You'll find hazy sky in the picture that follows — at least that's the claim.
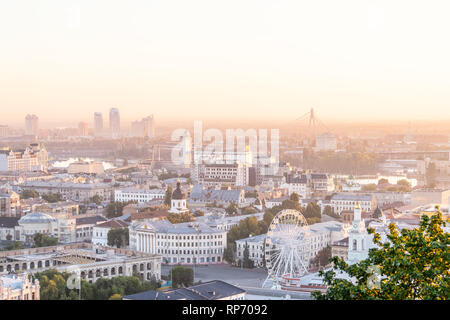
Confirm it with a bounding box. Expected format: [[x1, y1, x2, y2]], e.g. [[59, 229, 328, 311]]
[[1, 0, 450, 127]]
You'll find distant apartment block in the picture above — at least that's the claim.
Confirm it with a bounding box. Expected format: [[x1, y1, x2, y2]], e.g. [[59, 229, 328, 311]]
[[94, 112, 103, 136], [130, 115, 155, 138], [25, 114, 39, 136], [109, 108, 120, 138]]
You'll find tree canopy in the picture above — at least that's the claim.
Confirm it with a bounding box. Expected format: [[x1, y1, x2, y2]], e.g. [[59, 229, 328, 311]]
[[313, 211, 449, 300], [34, 269, 161, 300], [107, 228, 129, 248], [171, 266, 194, 288], [32, 233, 58, 248]]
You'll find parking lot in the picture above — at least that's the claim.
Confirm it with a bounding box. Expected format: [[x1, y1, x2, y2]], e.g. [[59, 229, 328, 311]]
[[161, 264, 268, 288]]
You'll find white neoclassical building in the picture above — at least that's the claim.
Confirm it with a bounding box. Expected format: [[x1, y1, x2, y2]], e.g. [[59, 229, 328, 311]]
[[129, 220, 227, 265]]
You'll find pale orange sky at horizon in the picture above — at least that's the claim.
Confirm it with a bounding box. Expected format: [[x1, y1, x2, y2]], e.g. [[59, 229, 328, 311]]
[[1, 0, 450, 128]]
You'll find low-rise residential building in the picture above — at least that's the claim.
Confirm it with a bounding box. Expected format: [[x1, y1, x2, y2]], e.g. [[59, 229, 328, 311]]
[[114, 187, 165, 204], [283, 175, 309, 198], [92, 220, 129, 246], [310, 173, 335, 194], [20, 180, 114, 202], [0, 190, 21, 217], [189, 185, 246, 208], [75, 215, 108, 242], [0, 217, 20, 241], [235, 234, 266, 267], [34, 201, 79, 216], [331, 237, 349, 261], [330, 193, 377, 215]]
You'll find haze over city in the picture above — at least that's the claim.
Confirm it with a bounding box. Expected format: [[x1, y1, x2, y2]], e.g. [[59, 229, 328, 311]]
[[1, 0, 450, 127]]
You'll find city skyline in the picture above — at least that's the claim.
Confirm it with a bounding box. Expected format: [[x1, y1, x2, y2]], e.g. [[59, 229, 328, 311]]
[[1, 0, 450, 125]]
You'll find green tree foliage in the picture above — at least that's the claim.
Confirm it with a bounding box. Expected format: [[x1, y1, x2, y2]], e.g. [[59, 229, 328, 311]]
[[106, 201, 134, 218], [242, 242, 254, 269], [290, 192, 300, 202], [20, 189, 39, 199], [41, 193, 62, 203], [378, 178, 389, 185], [306, 217, 321, 225], [159, 172, 180, 180], [35, 269, 161, 300], [312, 211, 449, 300], [225, 202, 238, 215], [1, 241, 23, 251], [107, 228, 129, 248], [362, 184, 377, 192], [242, 206, 257, 215], [223, 246, 235, 263], [164, 186, 173, 206], [323, 205, 340, 219], [193, 210, 205, 217], [303, 202, 321, 219], [32, 233, 58, 248], [244, 191, 258, 198], [171, 266, 194, 288], [311, 246, 332, 268], [167, 212, 194, 224], [90, 195, 102, 205]]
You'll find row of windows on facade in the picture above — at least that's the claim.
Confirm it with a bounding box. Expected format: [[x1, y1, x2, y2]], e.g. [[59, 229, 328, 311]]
[[157, 241, 224, 247], [158, 248, 223, 255], [332, 200, 370, 205], [156, 234, 224, 240], [164, 256, 222, 263], [236, 235, 330, 250], [117, 194, 164, 198]]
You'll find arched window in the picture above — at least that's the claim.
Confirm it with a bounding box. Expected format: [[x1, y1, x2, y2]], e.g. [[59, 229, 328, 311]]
[[353, 239, 357, 250]]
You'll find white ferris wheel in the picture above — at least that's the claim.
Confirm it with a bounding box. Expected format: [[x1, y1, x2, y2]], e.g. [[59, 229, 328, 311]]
[[263, 209, 312, 289]]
